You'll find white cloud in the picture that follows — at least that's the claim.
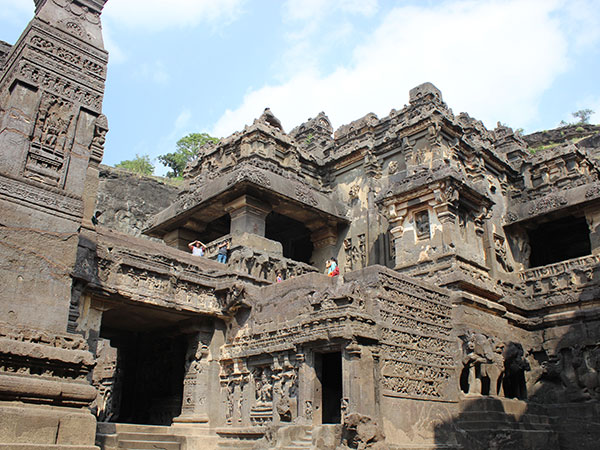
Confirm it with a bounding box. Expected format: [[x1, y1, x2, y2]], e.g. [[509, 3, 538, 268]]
[[102, 0, 245, 31], [284, 0, 377, 22], [102, 23, 126, 64], [174, 108, 192, 131], [212, 0, 592, 137], [133, 60, 170, 85], [558, 0, 600, 52]]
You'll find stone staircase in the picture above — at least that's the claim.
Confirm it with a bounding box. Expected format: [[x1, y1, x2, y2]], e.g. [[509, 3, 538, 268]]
[[96, 423, 182, 450], [451, 397, 559, 450], [279, 427, 312, 450], [544, 402, 600, 450]]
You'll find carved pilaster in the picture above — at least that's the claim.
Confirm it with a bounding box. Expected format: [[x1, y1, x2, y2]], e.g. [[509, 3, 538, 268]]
[[175, 331, 212, 424]]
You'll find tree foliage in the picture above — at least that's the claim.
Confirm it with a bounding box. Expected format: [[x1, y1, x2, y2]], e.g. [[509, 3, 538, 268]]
[[572, 109, 594, 125], [158, 132, 219, 178], [115, 154, 154, 175]]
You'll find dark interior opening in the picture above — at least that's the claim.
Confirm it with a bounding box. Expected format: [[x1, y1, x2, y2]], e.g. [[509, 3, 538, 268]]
[[265, 212, 313, 263], [201, 213, 231, 243], [99, 328, 186, 425], [528, 215, 591, 268], [318, 352, 343, 424]]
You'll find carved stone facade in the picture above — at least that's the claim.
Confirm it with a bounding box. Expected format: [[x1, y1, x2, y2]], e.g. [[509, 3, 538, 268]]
[[3, 3, 600, 450]]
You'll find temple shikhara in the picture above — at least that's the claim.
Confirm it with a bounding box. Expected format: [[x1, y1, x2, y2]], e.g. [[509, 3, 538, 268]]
[[2, 2, 600, 450]]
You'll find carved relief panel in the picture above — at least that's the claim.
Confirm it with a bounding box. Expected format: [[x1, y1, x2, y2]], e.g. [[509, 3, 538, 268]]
[[24, 93, 74, 186], [343, 234, 367, 272], [414, 210, 431, 240]]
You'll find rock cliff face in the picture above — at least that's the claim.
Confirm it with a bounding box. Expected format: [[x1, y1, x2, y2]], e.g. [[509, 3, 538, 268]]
[[96, 165, 180, 238], [523, 124, 600, 150]]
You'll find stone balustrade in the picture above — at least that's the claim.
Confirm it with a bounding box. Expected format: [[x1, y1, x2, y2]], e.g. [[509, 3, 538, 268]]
[[204, 234, 318, 282], [519, 253, 600, 296]]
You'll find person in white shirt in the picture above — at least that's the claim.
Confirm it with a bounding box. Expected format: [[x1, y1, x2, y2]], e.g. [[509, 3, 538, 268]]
[[188, 240, 207, 257]]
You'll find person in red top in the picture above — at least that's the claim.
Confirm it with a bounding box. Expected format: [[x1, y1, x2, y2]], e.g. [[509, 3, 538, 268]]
[[326, 257, 340, 277]]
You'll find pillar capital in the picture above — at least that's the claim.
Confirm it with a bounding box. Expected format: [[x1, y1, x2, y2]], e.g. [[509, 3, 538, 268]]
[[225, 195, 271, 237], [311, 225, 338, 249]]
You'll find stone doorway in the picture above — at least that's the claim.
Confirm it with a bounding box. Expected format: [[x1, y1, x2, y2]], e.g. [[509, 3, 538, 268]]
[[316, 351, 343, 424], [98, 326, 187, 425]]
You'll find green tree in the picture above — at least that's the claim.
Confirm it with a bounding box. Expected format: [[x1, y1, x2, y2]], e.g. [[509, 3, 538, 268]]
[[115, 154, 154, 175], [158, 132, 219, 178], [572, 109, 594, 125]]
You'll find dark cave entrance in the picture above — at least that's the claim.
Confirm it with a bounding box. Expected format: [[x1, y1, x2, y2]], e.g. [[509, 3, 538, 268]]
[[265, 212, 313, 264], [316, 352, 343, 424], [98, 309, 188, 425], [528, 215, 591, 268]]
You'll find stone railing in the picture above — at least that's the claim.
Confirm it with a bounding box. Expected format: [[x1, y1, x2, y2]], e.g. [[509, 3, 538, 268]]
[[226, 246, 318, 282], [205, 235, 233, 258], [519, 253, 600, 296], [203, 234, 318, 282]]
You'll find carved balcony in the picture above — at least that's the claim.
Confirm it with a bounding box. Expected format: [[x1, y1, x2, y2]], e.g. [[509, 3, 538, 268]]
[[518, 253, 600, 305], [204, 234, 318, 282]]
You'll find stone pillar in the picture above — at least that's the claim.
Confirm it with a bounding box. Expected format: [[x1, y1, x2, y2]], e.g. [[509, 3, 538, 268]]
[[343, 343, 377, 419], [296, 350, 310, 424], [585, 205, 600, 254], [164, 228, 200, 251], [271, 356, 282, 425], [174, 331, 212, 425], [225, 195, 271, 237], [310, 222, 338, 271], [223, 359, 252, 426], [297, 350, 319, 425], [387, 206, 407, 268]]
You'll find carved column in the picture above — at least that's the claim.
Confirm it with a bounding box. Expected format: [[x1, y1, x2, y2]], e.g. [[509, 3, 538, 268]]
[[343, 342, 377, 419], [228, 359, 251, 426], [295, 350, 309, 423], [387, 206, 407, 268], [174, 332, 212, 424], [271, 356, 282, 425], [296, 349, 317, 425], [225, 195, 271, 237], [164, 228, 201, 251], [310, 221, 338, 271]]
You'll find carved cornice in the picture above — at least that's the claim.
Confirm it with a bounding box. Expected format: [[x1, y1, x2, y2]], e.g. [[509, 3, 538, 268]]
[[0, 172, 83, 219]]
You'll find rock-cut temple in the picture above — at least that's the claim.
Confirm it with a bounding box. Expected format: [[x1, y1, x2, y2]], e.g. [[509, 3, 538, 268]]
[[1, 2, 600, 449]]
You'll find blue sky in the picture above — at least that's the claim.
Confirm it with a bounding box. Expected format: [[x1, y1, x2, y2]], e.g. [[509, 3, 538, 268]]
[[1, 0, 600, 175]]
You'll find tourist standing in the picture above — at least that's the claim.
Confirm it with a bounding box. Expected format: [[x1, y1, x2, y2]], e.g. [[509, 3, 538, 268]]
[[188, 240, 207, 256], [217, 240, 230, 263]]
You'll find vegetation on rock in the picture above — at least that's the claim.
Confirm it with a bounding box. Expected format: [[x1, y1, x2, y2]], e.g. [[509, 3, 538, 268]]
[[158, 132, 219, 178], [115, 153, 154, 175]]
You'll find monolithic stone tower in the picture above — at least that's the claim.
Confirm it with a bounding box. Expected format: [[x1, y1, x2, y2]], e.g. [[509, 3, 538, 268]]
[[0, 1, 108, 448]]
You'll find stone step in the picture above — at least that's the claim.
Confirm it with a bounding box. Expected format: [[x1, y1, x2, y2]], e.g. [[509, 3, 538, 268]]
[[0, 446, 99, 450], [456, 410, 553, 423], [117, 439, 180, 450], [456, 428, 557, 447], [456, 420, 552, 432], [97, 423, 173, 435], [216, 443, 257, 450], [116, 432, 180, 442], [389, 445, 462, 449]]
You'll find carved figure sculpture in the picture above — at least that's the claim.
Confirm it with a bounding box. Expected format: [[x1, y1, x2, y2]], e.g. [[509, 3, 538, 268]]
[[460, 333, 505, 396], [502, 342, 530, 399]]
